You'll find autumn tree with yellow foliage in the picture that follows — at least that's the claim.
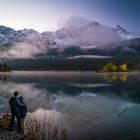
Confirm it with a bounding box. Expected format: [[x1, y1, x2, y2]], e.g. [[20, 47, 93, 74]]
[[119, 64, 128, 72], [103, 63, 128, 72]]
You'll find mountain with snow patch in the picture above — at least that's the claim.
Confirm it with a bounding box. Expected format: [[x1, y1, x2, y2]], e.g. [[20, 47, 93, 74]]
[[115, 25, 137, 40], [0, 17, 139, 59]]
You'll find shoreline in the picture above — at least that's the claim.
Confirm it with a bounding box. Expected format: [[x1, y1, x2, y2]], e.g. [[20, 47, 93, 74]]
[[0, 70, 140, 75]]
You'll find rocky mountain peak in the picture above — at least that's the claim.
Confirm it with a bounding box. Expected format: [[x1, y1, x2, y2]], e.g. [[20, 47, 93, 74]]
[[86, 21, 100, 27], [116, 25, 129, 34]]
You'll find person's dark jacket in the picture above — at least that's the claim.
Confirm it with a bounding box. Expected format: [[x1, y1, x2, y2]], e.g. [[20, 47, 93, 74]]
[[19, 96, 27, 118], [9, 96, 24, 118], [20, 103, 27, 118]]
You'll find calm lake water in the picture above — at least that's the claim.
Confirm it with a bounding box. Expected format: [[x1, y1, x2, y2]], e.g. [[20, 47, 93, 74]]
[[0, 71, 140, 140]]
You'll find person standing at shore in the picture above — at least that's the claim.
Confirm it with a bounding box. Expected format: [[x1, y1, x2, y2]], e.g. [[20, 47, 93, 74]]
[[19, 96, 27, 132], [9, 91, 26, 133]]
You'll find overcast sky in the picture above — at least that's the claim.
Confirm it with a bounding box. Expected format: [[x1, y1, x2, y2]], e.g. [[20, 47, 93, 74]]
[[0, 0, 139, 34]]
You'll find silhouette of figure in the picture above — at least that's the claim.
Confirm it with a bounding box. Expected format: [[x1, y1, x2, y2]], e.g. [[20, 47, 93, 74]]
[[9, 91, 26, 133], [19, 96, 27, 131]]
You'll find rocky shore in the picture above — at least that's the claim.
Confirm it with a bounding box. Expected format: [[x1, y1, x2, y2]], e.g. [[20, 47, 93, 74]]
[[0, 113, 24, 140]]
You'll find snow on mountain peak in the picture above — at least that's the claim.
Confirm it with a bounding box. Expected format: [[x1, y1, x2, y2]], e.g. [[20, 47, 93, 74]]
[[116, 25, 136, 40], [116, 25, 128, 34]]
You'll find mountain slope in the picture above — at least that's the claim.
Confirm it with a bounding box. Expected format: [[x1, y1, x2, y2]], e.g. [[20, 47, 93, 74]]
[[0, 18, 139, 61]]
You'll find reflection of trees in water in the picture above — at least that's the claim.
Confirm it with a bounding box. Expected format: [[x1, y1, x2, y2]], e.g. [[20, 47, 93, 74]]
[[0, 73, 140, 112], [104, 74, 128, 82], [97, 75, 140, 103], [33, 75, 140, 104], [0, 75, 10, 84]]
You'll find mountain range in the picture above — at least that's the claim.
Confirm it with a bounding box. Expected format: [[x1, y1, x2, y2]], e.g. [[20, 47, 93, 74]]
[[0, 18, 139, 70]]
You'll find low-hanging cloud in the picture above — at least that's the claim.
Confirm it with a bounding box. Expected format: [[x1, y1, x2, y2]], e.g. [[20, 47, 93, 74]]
[[59, 16, 90, 29], [0, 32, 49, 59], [58, 16, 122, 47]]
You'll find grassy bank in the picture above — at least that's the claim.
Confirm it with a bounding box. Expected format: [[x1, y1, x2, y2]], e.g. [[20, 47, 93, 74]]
[[0, 113, 68, 140]]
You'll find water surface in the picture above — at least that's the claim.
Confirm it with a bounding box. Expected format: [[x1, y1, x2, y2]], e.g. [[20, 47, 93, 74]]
[[0, 71, 140, 140]]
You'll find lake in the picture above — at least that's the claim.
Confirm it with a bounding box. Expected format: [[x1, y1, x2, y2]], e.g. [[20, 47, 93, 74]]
[[0, 71, 140, 140]]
